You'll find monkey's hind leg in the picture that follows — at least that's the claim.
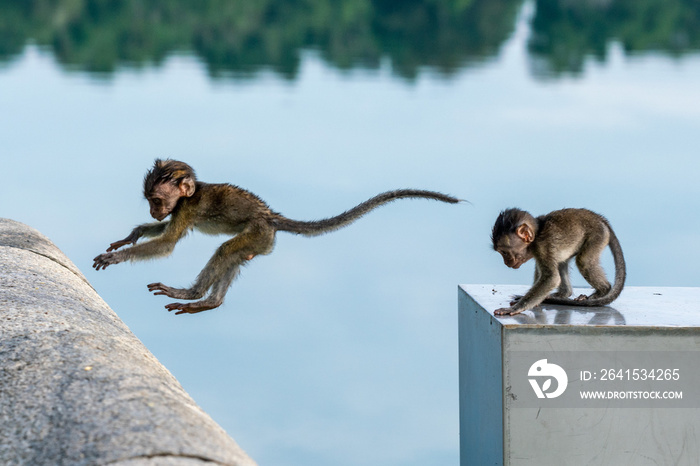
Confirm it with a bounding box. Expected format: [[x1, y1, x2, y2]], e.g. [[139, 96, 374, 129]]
[[153, 222, 275, 314], [147, 249, 228, 300], [166, 265, 241, 315], [147, 282, 206, 300], [574, 240, 612, 301]]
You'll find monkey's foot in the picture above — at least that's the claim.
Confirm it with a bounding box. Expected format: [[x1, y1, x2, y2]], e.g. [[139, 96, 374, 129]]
[[574, 294, 590, 301], [165, 301, 221, 315], [147, 283, 204, 300], [495, 307, 524, 316], [509, 295, 523, 306]]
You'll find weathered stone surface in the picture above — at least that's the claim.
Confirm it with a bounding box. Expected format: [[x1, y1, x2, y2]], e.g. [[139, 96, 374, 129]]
[[0, 218, 87, 285], [0, 218, 256, 466]]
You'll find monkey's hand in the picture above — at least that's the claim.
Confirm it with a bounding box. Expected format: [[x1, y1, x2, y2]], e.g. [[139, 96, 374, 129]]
[[106, 239, 135, 252], [495, 307, 524, 316], [92, 252, 125, 271], [106, 230, 142, 251]]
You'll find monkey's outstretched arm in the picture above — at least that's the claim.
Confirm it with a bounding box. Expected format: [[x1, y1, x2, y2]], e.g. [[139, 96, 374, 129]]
[[495, 264, 560, 316], [93, 211, 193, 271], [106, 222, 169, 251], [93, 235, 178, 271]]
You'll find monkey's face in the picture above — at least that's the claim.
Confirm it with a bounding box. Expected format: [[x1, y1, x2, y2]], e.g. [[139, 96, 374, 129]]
[[147, 182, 182, 221], [495, 234, 533, 269]]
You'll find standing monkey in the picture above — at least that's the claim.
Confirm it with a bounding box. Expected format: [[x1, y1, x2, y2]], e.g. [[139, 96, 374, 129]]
[[93, 159, 460, 315], [490, 208, 626, 316]]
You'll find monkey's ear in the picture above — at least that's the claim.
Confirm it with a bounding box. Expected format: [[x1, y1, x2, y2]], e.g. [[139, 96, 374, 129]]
[[516, 224, 534, 243], [179, 177, 196, 197]]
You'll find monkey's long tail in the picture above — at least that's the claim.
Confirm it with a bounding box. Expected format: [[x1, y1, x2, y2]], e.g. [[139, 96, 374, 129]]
[[271, 189, 461, 237], [543, 226, 626, 307]]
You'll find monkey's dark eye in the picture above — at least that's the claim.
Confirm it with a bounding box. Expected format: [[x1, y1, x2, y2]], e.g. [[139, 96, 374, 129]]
[[152, 199, 162, 206]]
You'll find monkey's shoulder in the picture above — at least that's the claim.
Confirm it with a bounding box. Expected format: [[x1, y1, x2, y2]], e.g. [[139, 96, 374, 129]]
[[177, 183, 276, 235], [193, 183, 270, 209]]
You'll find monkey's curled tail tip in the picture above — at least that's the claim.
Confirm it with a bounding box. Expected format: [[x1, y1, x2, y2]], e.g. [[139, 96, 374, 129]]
[[444, 195, 471, 205], [421, 191, 466, 204]]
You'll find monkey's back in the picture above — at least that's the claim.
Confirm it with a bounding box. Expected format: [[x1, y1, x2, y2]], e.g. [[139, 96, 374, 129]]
[[187, 182, 277, 236], [536, 208, 611, 261]]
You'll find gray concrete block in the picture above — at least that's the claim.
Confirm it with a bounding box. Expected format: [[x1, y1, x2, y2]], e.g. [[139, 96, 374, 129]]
[[0, 218, 256, 466], [459, 284, 700, 466]]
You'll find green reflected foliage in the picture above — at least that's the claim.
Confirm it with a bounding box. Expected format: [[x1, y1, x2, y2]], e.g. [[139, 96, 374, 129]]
[[529, 0, 700, 77], [0, 0, 519, 80], [1, 0, 699, 80]]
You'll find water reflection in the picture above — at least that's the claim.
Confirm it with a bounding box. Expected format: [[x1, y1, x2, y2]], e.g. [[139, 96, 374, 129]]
[[2, 0, 699, 81], [0, 0, 520, 80], [528, 0, 700, 78]]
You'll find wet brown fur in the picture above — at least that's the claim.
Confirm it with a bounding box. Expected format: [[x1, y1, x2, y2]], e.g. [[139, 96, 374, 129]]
[[491, 208, 626, 316], [94, 159, 460, 315]]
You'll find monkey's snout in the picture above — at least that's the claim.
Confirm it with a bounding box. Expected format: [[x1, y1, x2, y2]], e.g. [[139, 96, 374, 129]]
[[505, 259, 523, 269]]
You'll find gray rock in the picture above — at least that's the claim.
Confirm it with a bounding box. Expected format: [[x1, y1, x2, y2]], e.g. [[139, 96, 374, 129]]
[[0, 219, 256, 466]]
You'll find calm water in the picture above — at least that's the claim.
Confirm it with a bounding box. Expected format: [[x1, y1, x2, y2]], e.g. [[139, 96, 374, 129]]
[[2, 1, 700, 465]]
